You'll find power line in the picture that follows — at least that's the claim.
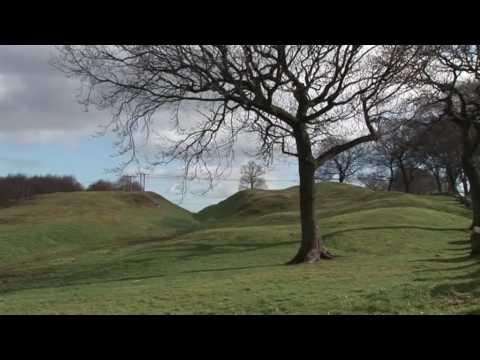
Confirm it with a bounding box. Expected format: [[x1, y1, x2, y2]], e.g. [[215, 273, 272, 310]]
[[144, 174, 299, 183], [78, 173, 300, 184]]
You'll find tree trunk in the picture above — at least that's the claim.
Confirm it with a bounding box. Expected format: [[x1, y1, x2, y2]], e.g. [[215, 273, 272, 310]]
[[462, 155, 480, 256], [445, 165, 458, 194], [398, 161, 410, 193], [387, 163, 394, 191], [461, 175, 469, 197], [287, 126, 333, 264], [433, 170, 442, 193]]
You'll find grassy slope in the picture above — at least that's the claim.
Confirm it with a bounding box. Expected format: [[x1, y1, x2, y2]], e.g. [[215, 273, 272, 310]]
[[0, 191, 198, 265], [0, 184, 478, 314]]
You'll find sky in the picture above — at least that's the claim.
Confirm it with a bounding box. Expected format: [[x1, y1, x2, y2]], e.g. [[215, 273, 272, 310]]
[[0, 45, 300, 212]]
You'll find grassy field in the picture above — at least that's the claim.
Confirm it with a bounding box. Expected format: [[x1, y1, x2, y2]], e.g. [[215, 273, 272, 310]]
[[0, 183, 478, 314]]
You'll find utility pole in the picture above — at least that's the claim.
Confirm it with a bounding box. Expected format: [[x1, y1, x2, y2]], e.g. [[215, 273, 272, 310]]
[[137, 173, 146, 192]]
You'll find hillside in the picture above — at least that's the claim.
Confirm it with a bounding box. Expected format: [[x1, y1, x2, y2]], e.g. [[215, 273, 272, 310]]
[[0, 184, 478, 314], [0, 191, 199, 262], [197, 182, 471, 226]]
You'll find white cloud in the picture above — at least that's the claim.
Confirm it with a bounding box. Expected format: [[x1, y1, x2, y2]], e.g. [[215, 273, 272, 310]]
[[0, 45, 304, 212], [0, 45, 110, 144]]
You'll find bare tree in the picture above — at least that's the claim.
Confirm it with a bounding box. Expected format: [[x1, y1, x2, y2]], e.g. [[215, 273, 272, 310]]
[[53, 45, 419, 264], [116, 175, 143, 192], [411, 115, 463, 193], [358, 171, 390, 191], [87, 177, 143, 191], [412, 45, 480, 255], [369, 140, 397, 191], [365, 121, 414, 192], [0, 174, 83, 206], [87, 180, 116, 191], [365, 113, 463, 194], [239, 161, 267, 190], [314, 138, 368, 183], [390, 168, 437, 194]]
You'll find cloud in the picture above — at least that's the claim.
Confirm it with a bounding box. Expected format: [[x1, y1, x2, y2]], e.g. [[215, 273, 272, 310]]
[[0, 46, 302, 211], [0, 45, 110, 144], [0, 46, 296, 165]]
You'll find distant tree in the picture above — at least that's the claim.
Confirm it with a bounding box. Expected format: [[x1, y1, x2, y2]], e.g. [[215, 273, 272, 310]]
[[315, 139, 368, 184], [87, 176, 143, 192], [365, 121, 416, 192], [459, 169, 470, 197], [411, 45, 480, 255], [87, 180, 116, 191], [390, 167, 437, 194], [54, 45, 419, 264], [115, 175, 143, 192], [239, 161, 268, 190], [0, 174, 83, 206], [361, 114, 465, 195], [410, 114, 463, 193], [0, 174, 30, 205], [29, 175, 84, 194], [358, 171, 390, 191], [390, 123, 424, 194], [368, 140, 396, 191]]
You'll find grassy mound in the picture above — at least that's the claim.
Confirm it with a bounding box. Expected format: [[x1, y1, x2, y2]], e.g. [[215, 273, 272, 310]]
[[0, 191, 199, 261], [0, 183, 477, 314], [197, 182, 471, 226]]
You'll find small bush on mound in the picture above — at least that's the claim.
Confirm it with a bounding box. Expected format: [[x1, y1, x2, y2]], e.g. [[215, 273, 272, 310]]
[[87, 177, 143, 192], [87, 180, 116, 191]]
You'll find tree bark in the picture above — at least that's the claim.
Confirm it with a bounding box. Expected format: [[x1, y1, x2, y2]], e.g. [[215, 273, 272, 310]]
[[461, 175, 469, 197], [445, 164, 458, 194], [432, 169, 442, 193], [387, 164, 394, 191], [462, 155, 480, 256], [287, 125, 333, 264], [398, 160, 410, 193]]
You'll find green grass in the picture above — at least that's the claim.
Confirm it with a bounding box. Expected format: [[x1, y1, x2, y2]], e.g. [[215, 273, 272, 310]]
[[0, 183, 478, 314]]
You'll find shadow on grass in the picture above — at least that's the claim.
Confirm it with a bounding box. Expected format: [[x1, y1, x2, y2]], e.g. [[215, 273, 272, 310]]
[[449, 239, 470, 246], [412, 254, 474, 264], [170, 240, 296, 261], [430, 267, 480, 301], [0, 263, 284, 295], [411, 239, 474, 268], [118, 225, 467, 264], [0, 225, 469, 301], [412, 237, 480, 309], [0, 240, 289, 296], [444, 247, 471, 252], [179, 263, 277, 275], [323, 225, 467, 240]]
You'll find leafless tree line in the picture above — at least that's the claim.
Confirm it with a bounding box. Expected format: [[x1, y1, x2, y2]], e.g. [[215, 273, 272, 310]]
[[320, 116, 466, 195], [87, 176, 143, 192], [0, 174, 145, 206], [0, 174, 83, 206]]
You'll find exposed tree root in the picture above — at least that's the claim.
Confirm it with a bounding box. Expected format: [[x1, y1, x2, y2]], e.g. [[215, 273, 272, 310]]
[[286, 247, 334, 265]]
